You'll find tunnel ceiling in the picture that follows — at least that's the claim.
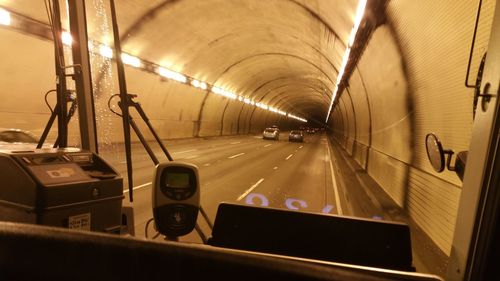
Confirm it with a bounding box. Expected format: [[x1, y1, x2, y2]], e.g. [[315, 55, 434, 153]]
[[4, 0, 359, 121]]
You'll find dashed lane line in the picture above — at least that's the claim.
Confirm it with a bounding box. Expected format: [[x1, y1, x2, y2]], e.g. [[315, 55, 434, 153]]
[[285, 154, 293, 160], [228, 152, 245, 159], [123, 182, 151, 193], [237, 178, 265, 201]]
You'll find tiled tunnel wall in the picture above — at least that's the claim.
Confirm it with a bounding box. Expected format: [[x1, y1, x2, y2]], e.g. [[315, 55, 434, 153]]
[[329, 0, 497, 255]]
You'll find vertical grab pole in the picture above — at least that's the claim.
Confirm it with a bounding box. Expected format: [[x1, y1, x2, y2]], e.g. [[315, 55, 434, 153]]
[[109, 0, 134, 202]]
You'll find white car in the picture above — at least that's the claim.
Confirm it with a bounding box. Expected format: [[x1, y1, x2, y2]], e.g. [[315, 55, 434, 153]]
[[0, 128, 45, 151], [262, 128, 280, 140]]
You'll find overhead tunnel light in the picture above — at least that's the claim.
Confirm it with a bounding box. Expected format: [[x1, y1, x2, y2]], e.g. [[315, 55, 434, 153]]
[[0, 8, 10, 26], [121, 53, 141, 68], [158, 67, 187, 83], [191, 79, 207, 90], [325, 0, 367, 122], [79, 37, 308, 122], [288, 114, 307, 123], [211, 86, 237, 99], [349, 0, 367, 47]]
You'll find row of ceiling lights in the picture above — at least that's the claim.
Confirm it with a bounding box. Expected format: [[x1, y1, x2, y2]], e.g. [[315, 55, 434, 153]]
[[104, 45, 307, 122], [0, 6, 307, 123], [325, 0, 367, 122]]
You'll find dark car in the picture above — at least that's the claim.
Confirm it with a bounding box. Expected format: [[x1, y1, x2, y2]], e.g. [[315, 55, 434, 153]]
[[288, 130, 304, 142]]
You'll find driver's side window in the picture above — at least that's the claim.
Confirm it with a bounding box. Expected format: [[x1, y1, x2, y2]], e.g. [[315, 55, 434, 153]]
[[0, 132, 14, 142]]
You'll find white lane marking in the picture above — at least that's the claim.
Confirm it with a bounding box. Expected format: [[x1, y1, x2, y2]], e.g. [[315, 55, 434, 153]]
[[326, 145, 343, 215], [285, 154, 293, 160], [230, 142, 241, 144], [123, 182, 151, 193], [184, 155, 199, 159], [119, 161, 127, 164], [299, 146, 303, 149], [173, 149, 196, 154], [228, 152, 245, 159], [273, 166, 278, 170], [264, 144, 272, 147], [237, 178, 264, 201], [203, 163, 211, 167]]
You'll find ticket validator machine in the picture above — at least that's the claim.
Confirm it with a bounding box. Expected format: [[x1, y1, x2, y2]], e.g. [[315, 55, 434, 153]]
[[0, 149, 123, 233], [152, 162, 200, 238]]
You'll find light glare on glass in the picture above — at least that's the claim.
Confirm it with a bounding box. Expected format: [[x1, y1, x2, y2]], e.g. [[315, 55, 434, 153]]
[[99, 45, 113, 58], [0, 8, 10, 26], [62, 31, 73, 46]]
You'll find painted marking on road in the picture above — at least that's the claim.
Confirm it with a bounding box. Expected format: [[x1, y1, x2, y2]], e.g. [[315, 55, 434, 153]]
[[123, 182, 151, 193], [285, 154, 293, 160], [184, 155, 199, 159], [326, 145, 343, 215], [299, 145, 303, 149], [228, 152, 245, 159], [264, 144, 272, 147], [237, 178, 264, 201], [273, 166, 278, 170], [230, 142, 241, 145], [173, 149, 196, 154], [203, 163, 211, 167]]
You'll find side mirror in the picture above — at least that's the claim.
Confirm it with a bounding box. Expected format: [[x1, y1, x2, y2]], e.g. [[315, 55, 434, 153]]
[[425, 133, 468, 181]]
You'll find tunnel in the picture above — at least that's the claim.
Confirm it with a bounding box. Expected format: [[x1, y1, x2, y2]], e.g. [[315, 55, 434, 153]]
[[1, 1, 499, 280]]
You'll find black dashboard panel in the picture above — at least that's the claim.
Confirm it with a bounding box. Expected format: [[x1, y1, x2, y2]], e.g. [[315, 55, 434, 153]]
[[209, 203, 414, 271]]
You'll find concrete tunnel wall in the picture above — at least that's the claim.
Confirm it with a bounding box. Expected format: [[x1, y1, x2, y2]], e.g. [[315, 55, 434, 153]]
[[329, 0, 497, 255], [0, 26, 301, 145]]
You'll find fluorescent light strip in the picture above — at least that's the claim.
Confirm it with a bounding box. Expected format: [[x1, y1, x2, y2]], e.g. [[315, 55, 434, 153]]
[[3, 10, 308, 124], [191, 79, 207, 90], [121, 53, 141, 68], [0, 8, 10, 26], [158, 67, 187, 83], [325, 0, 367, 122], [90, 43, 307, 122]]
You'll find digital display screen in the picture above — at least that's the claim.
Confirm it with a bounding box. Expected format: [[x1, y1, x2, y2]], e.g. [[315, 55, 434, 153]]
[[165, 172, 190, 189]]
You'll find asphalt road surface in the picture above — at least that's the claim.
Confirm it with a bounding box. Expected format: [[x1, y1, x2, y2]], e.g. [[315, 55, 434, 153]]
[[99, 131, 340, 242]]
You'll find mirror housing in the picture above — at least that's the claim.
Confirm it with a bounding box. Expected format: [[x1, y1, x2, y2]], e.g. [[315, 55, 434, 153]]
[[425, 133, 468, 181]]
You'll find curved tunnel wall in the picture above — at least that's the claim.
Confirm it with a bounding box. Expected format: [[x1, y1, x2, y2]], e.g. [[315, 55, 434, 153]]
[[0, 26, 299, 145], [329, 0, 497, 255]]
